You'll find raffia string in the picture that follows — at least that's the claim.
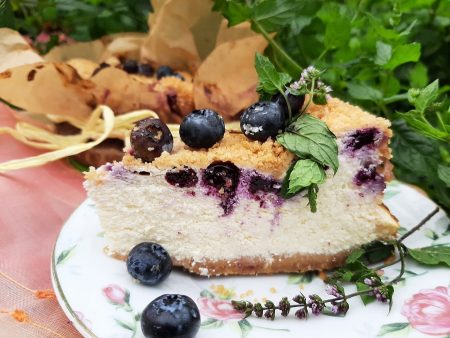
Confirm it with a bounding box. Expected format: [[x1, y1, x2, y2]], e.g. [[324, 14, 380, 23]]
[[0, 105, 158, 172]]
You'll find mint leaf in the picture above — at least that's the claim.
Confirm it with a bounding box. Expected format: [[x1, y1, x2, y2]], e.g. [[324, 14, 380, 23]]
[[324, 16, 351, 49], [384, 43, 421, 70], [347, 83, 382, 102], [346, 248, 365, 264], [438, 165, 450, 187], [212, 1, 252, 26], [397, 112, 449, 142], [356, 282, 375, 305], [414, 79, 439, 113], [409, 62, 429, 88], [374, 41, 392, 66], [287, 159, 325, 194], [377, 323, 409, 336], [307, 184, 319, 212], [407, 246, 450, 267], [277, 114, 339, 173], [255, 53, 291, 96]]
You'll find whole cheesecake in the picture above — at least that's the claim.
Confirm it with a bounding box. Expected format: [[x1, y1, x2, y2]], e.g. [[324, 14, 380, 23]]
[[84, 97, 398, 276]]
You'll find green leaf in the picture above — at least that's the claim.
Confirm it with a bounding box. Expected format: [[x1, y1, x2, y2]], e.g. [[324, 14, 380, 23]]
[[374, 41, 392, 66], [391, 120, 450, 215], [238, 319, 252, 338], [307, 184, 319, 212], [438, 165, 450, 187], [213, 1, 252, 26], [356, 282, 375, 305], [324, 16, 351, 49], [287, 271, 316, 284], [277, 114, 339, 173], [424, 228, 439, 240], [200, 290, 215, 299], [201, 318, 224, 329], [410, 63, 429, 88], [384, 43, 421, 70], [347, 83, 382, 102], [254, 53, 291, 96], [377, 322, 409, 336], [346, 248, 365, 264], [407, 246, 450, 266], [397, 112, 449, 142], [414, 80, 440, 113], [362, 241, 395, 264], [56, 245, 76, 265], [68, 158, 89, 173], [114, 318, 135, 331], [287, 159, 326, 195]]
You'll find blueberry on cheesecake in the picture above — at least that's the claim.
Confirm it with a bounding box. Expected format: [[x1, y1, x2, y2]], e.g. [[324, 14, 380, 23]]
[[84, 98, 398, 276]]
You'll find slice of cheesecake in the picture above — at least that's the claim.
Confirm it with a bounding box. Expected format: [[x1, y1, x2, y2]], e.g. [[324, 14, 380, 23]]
[[84, 98, 398, 276]]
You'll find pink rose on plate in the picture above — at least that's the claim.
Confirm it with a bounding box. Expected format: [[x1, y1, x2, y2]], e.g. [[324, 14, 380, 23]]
[[198, 297, 244, 321], [102, 284, 128, 305], [401, 286, 450, 335]]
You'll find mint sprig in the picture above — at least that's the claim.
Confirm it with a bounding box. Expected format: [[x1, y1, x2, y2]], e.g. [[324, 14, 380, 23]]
[[232, 208, 445, 321], [277, 114, 338, 173], [253, 55, 338, 212]]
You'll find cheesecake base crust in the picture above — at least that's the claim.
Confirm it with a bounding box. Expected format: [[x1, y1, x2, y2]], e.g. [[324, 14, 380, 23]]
[[111, 250, 350, 276]]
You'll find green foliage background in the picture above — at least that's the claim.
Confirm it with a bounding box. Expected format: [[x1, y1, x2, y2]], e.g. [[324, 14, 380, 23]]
[[1, 0, 449, 213]]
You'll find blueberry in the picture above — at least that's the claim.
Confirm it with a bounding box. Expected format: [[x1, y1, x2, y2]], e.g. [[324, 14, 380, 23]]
[[122, 59, 139, 74], [180, 109, 225, 149], [203, 161, 240, 215], [271, 91, 305, 117], [165, 167, 198, 188], [156, 65, 174, 79], [126, 242, 172, 286], [131, 118, 173, 163], [138, 63, 154, 77], [240, 101, 285, 141], [141, 294, 200, 338]]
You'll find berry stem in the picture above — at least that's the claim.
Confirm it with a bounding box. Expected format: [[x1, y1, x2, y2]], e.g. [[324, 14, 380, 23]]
[[252, 21, 302, 76], [397, 207, 439, 243], [233, 208, 439, 320]]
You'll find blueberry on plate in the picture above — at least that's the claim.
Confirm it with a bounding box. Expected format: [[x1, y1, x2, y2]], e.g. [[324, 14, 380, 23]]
[[130, 118, 173, 163], [156, 65, 174, 79], [122, 59, 139, 74], [138, 63, 154, 77], [141, 294, 200, 338], [240, 101, 285, 141], [271, 91, 305, 117], [126, 242, 172, 286], [180, 109, 225, 149]]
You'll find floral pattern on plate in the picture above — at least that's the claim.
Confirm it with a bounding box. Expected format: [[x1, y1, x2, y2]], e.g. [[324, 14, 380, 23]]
[[52, 182, 450, 338]]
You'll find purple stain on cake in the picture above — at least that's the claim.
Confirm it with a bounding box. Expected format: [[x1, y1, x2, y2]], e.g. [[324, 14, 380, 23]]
[[103, 163, 129, 180], [165, 167, 198, 188], [201, 162, 240, 215], [354, 165, 385, 193], [342, 128, 384, 155]]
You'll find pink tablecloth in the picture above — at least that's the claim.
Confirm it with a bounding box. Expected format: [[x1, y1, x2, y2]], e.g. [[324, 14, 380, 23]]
[[0, 103, 85, 337]]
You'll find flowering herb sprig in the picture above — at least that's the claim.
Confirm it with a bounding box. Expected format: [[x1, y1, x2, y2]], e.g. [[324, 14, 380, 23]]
[[289, 66, 333, 114], [232, 207, 448, 320], [254, 53, 338, 212]]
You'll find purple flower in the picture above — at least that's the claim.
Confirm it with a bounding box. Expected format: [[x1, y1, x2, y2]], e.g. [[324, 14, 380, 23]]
[[308, 295, 325, 316], [295, 308, 307, 319], [325, 285, 341, 297]]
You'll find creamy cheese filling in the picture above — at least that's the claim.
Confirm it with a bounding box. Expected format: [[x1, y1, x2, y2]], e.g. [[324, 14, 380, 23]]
[[85, 146, 396, 263]]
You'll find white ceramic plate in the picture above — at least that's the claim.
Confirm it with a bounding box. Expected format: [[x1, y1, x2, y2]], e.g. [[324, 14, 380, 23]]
[[51, 181, 450, 338]]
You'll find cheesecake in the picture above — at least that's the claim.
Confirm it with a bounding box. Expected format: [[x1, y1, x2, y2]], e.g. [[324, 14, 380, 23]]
[[84, 97, 398, 276]]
